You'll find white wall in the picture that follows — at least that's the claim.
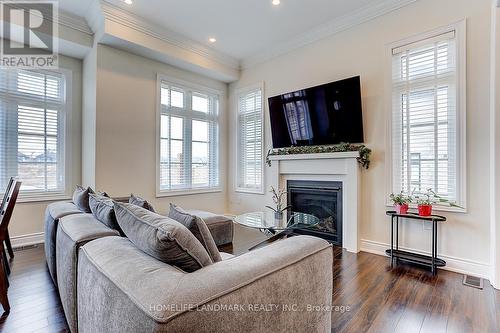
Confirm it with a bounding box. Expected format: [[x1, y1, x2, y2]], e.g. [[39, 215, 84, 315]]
[[93, 45, 229, 215], [228, 0, 493, 277], [9, 55, 83, 240]]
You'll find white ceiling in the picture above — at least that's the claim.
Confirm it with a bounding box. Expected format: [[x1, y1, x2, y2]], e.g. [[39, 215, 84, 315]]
[[58, 0, 387, 62]]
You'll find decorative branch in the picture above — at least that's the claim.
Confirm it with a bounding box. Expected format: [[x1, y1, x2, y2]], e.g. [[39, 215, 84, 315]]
[[266, 186, 290, 213], [265, 143, 372, 169]]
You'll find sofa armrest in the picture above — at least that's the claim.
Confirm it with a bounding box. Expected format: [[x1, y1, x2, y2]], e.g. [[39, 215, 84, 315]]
[[57, 214, 120, 333], [78, 235, 333, 332], [167, 235, 333, 332], [44, 201, 82, 285]]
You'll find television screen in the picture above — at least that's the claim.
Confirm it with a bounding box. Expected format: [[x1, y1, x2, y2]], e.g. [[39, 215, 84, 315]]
[[268, 76, 364, 149]]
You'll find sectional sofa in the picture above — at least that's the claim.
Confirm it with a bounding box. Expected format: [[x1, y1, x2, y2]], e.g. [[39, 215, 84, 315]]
[[44, 196, 333, 333]]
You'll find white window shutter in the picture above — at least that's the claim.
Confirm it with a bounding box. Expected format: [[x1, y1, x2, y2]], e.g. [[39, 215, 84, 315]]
[[236, 87, 264, 192], [0, 69, 66, 196], [391, 29, 462, 204]]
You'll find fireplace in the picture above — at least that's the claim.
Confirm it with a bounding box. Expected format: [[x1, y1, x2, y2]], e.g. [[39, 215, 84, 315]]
[[287, 180, 342, 246]]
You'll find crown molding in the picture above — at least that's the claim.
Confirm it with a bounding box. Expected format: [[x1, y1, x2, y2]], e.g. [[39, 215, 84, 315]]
[[98, 1, 240, 71], [3, 3, 93, 36], [241, 0, 418, 69], [85, 0, 105, 38], [57, 9, 93, 35]]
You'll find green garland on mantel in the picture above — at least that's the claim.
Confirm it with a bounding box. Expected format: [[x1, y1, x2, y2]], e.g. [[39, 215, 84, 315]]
[[266, 143, 372, 169]]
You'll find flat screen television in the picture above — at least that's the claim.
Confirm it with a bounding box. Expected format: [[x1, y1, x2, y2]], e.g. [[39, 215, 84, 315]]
[[268, 76, 364, 149]]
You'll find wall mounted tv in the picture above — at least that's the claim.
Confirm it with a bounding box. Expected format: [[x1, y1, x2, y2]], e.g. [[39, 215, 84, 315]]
[[268, 76, 364, 149]]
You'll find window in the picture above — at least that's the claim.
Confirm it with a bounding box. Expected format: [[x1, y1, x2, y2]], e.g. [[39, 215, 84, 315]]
[[389, 22, 466, 209], [0, 69, 69, 199], [236, 86, 264, 193], [158, 76, 220, 195]]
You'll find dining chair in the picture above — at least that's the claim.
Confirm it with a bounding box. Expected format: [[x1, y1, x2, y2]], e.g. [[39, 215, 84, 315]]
[[0, 177, 15, 260], [0, 179, 21, 314]]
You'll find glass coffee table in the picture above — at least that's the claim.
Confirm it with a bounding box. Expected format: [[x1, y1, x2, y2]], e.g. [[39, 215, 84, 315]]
[[234, 211, 320, 250]]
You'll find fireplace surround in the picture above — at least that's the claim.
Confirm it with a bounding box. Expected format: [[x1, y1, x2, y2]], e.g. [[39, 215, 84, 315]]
[[267, 151, 360, 252]]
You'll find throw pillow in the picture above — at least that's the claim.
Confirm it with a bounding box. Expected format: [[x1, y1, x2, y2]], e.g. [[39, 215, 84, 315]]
[[114, 202, 213, 272], [129, 194, 155, 212], [72, 185, 94, 213], [97, 191, 110, 198], [89, 193, 122, 234], [168, 204, 222, 263]]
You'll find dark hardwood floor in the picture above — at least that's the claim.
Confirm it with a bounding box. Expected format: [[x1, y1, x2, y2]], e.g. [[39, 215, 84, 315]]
[[1, 224, 499, 333], [330, 247, 499, 333], [0, 245, 68, 332]]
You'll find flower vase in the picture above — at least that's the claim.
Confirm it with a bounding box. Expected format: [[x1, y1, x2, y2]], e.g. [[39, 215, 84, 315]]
[[418, 204, 433, 216], [394, 204, 409, 215]]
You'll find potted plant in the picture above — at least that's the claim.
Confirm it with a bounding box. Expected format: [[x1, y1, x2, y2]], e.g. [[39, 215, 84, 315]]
[[389, 192, 411, 215], [266, 186, 291, 219], [414, 191, 433, 216], [412, 189, 463, 216]]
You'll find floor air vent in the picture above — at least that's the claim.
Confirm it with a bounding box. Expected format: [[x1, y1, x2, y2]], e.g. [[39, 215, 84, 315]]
[[13, 244, 39, 252], [463, 275, 483, 289]]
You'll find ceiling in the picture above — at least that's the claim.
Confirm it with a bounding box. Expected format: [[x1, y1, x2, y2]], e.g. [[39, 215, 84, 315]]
[[57, 0, 391, 62]]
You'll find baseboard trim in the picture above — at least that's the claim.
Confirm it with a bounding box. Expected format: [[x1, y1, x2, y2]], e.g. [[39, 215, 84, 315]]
[[360, 239, 491, 279], [10, 232, 44, 248]]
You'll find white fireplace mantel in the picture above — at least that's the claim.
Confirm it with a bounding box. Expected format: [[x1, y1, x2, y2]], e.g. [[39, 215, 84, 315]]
[[268, 151, 361, 253]]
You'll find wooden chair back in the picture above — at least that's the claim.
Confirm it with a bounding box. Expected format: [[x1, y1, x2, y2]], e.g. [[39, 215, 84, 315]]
[[0, 178, 14, 215], [0, 180, 21, 242]]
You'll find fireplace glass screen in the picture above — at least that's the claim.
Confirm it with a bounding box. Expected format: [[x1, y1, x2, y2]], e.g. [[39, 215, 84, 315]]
[[287, 180, 342, 245]]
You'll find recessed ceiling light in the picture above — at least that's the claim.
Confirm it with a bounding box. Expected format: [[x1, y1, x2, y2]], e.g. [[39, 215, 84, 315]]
[[272, 0, 280, 5], [124, 0, 133, 5], [209, 37, 217, 43]]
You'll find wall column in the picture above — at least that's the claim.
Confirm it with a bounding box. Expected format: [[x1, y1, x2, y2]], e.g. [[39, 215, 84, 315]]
[[490, 0, 500, 289], [81, 46, 97, 188]]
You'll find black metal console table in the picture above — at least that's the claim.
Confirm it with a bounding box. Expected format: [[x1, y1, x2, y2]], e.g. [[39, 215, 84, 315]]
[[385, 211, 446, 275]]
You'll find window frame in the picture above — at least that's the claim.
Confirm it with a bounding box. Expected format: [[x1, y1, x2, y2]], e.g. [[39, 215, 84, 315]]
[[235, 83, 265, 195], [0, 68, 73, 203], [155, 74, 222, 197], [385, 20, 467, 213]]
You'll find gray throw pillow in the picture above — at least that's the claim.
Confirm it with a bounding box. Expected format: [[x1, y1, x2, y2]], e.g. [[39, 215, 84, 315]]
[[89, 193, 122, 234], [114, 202, 213, 272], [129, 194, 155, 212], [168, 204, 222, 263], [72, 185, 94, 213], [97, 191, 109, 198]]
